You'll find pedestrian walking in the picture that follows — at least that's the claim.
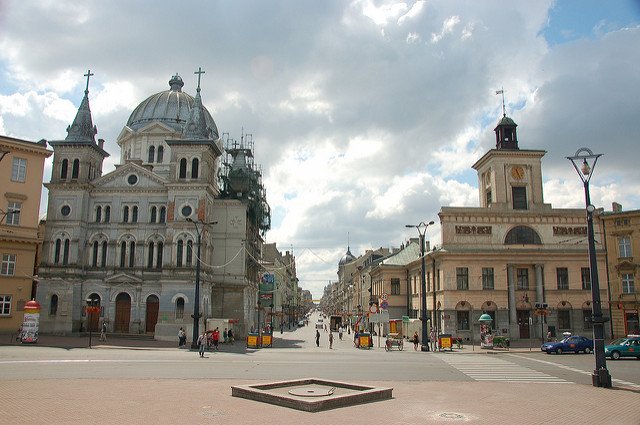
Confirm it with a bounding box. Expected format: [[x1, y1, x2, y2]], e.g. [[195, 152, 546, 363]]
[[430, 328, 437, 351], [197, 332, 206, 357], [178, 327, 186, 348], [227, 328, 234, 344], [329, 331, 334, 349], [212, 327, 220, 351], [338, 326, 343, 340], [413, 331, 419, 351], [315, 329, 320, 347], [223, 328, 228, 344], [100, 321, 108, 342]]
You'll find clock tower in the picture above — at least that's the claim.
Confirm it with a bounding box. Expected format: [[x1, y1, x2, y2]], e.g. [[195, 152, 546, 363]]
[[472, 114, 550, 212]]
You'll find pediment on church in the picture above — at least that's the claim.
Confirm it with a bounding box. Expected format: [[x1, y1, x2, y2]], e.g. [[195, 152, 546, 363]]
[[105, 272, 143, 284], [92, 162, 167, 190]]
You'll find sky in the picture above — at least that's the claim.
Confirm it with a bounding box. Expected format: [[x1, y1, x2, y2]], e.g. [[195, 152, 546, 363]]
[[1, 0, 639, 300]]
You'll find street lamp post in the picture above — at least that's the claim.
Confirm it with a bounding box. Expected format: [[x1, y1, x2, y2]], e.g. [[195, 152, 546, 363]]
[[406, 220, 435, 352], [186, 218, 217, 350], [566, 148, 611, 388]]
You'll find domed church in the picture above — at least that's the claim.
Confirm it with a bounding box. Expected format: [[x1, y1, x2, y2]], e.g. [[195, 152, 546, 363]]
[[36, 70, 270, 341]]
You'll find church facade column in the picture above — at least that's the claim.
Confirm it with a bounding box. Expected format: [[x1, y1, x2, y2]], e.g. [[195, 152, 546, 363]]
[[507, 264, 518, 338]]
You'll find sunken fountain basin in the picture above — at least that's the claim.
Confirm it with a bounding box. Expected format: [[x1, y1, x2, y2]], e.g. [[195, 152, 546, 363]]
[[231, 378, 393, 412]]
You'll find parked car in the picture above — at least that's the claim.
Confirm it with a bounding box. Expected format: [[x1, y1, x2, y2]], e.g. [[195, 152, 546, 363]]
[[541, 335, 593, 354], [605, 335, 640, 360]]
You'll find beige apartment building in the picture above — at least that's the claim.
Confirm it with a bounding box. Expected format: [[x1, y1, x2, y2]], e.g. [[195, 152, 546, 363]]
[[409, 114, 608, 342], [0, 135, 51, 334], [600, 203, 639, 337]]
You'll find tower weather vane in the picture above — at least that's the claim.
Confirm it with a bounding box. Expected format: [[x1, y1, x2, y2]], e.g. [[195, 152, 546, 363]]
[[495, 87, 506, 116]]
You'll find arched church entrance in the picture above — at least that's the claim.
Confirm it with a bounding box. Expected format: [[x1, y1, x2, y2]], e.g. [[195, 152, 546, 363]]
[[114, 292, 131, 333], [145, 294, 159, 333]]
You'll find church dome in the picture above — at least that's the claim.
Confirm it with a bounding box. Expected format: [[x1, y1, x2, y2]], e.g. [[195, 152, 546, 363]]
[[339, 247, 356, 266], [126, 74, 219, 138]]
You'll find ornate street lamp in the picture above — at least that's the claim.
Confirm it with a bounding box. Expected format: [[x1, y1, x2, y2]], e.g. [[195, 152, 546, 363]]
[[566, 148, 611, 388], [406, 220, 435, 352], [186, 218, 218, 349]]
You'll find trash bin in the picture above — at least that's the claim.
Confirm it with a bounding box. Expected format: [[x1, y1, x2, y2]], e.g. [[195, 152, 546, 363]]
[[358, 332, 372, 349], [438, 333, 452, 351]]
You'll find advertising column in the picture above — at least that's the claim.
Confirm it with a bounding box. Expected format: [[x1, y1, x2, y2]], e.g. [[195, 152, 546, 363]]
[[20, 300, 41, 343]]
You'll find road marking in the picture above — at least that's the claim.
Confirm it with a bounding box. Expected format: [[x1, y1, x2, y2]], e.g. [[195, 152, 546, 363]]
[[507, 354, 640, 390], [440, 354, 570, 384]]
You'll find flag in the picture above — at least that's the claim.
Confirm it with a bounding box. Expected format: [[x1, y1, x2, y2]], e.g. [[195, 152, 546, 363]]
[[495, 90, 503, 95]]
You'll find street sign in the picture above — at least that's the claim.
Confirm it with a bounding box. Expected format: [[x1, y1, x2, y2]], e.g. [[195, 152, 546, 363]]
[[381, 293, 388, 301], [380, 300, 389, 310]]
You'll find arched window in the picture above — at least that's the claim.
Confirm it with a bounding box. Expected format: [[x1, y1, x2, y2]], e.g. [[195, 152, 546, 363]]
[[101, 241, 108, 267], [148, 146, 155, 163], [104, 206, 111, 223], [505, 226, 542, 245], [191, 158, 199, 179], [62, 239, 70, 265], [150, 206, 157, 223], [157, 146, 164, 163], [132, 206, 138, 223], [120, 241, 126, 267], [159, 206, 166, 223], [176, 239, 184, 267], [95, 206, 102, 223], [50, 294, 58, 316], [156, 242, 163, 269], [129, 241, 136, 267], [148, 242, 155, 268], [175, 297, 184, 319], [54, 239, 61, 264], [71, 159, 80, 179], [186, 240, 193, 266], [179, 158, 187, 179], [61, 159, 68, 179], [123, 206, 129, 223], [92, 241, 99, 267]]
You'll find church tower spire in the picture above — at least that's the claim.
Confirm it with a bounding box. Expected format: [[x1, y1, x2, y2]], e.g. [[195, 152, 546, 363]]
[[494, 88, 518, 150], [182, 67, 211, 140], [65, 70, 98, 144]]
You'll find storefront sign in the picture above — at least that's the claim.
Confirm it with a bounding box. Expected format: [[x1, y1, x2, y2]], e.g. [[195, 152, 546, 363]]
[[553, 226, 587, 236]]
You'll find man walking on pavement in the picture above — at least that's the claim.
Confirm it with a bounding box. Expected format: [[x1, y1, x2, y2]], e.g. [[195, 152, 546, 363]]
[[197, 332, 206, 357], [100, 321, 108, 342], [315, 329, 320, 347], [329, 331, 334, 349]]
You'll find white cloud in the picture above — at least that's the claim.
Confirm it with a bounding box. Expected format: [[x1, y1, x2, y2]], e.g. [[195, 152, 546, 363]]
[[431, 15, 461, 43]]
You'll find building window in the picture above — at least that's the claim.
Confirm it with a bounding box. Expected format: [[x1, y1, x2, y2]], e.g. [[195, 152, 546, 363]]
[[11, 158, 27, 182], [485, 190, 492, 206], [156, 242, 163, 269], [150, 206, 157, 223], [618, 236, 632, 258], [63, 240, 70, 265], [148, 242, 155, 268], [391, 278, 400, 295], [101, 241, 108, 267], [558, 310, 571, 330], [482, 267, 494, 290], [123, 206, 129, 223], [95, 206, 102, 223], [556, 268, 569, 290], [71, 159, 79, 179], [0, 295, 11, 315], [132, 206, 138, 223], [622, 273, 635, 294], [148, 146, 155, 163], [129, 242, 136, 268], [191, 158, 199, 179], [104, 206, 111, 223], [456, 268, 469, 290], [61, 159, 68, 179], [186, 240, 193, 266], [512, 186, 527, 210], [581, 268, 591, 290], [179, 158, 187, 179], [157, 146, 164, 163], [6, 202, 21, 225], [456, 311, 470, 330], [1, 254, 16, 276], [582, 309, 593, 330], [54, 239, 61, 264], [517, 268, 529, 290], [176, 240, 184, 267], [159, 206, 166, 223], [505, 226, 542, 245], [120, 241, 126, 267], [50, 294, 58, 316], [92, 241, 99, 267], [175, 297, 184, 319]]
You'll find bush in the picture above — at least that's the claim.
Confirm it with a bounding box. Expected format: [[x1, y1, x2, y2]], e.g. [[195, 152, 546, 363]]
[[493, 336, 510, 348]]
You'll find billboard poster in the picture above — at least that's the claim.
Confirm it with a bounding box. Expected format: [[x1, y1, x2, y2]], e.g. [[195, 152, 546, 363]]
[[21, 300, 41, 343]]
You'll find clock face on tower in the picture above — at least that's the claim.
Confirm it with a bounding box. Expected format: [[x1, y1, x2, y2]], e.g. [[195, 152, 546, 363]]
[[511, 166, 525, 180]]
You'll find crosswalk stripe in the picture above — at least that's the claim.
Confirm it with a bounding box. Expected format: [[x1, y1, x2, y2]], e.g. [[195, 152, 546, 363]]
[[440, 354, 570, 384]]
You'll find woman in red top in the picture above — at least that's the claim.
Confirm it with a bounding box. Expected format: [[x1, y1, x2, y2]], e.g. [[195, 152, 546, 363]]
[[212, 327, 220, 351]]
